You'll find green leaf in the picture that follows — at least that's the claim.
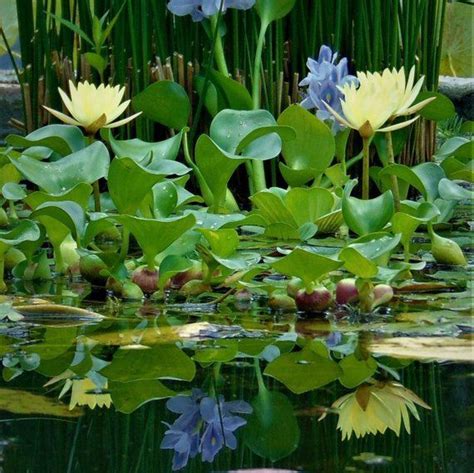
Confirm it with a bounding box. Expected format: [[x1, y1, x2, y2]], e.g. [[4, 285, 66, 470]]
[[271, 248, 342, 287], [47, 13, 94, 46], [10, 141, 109, 194], [277, 105, 335, 177], [84, 52, 107, 75], [24, 183, 93, 210], [132, 81, 190, 129], [379, 163, 446, 203], [31, 201, 85, 244], [198, 228, 239, 258], [438, 178, 473, 201], [207, 69, 253, 110], [114, 214, 196, 266], [108, 157, 166, 215], [243, 390, 300, 461], [0, 220, 41, 255], [210, 109, 283, 159], [2, 182, 26, 201], [285, 187, 335, 226], [151, 181, 178, 218], [193, 340, 238, 363], [251, 189, 298, 227], [158, 255, 193, 290], [103, 128, 183, 161], [256, 0, 297, 24], [339, 234, 402, 279], [342, 190, 394, 236], [392, 203, 440, 249], [6, 125, 85, 156], [415, 92, 456, 121], [339, 354, 377, 388], [101, 344, 195, 382], [109, 379, 175, 414], [264, 347, 342, 394]]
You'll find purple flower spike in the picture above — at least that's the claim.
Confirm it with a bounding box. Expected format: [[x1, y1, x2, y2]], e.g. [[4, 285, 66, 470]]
[[299, 45, 358, 133], [161, 390, 252, 470], [167, 0, 255, 21]]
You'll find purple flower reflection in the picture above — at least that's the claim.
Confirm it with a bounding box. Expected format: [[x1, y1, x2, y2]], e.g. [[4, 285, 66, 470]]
[[161, 389, 252, 470]]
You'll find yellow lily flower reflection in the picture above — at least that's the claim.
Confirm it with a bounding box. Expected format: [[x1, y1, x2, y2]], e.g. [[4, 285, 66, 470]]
[[44, 80, 141, 135], [320, 380, 431, 440]]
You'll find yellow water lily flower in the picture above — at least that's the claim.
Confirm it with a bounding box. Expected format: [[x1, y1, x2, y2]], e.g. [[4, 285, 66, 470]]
[[69, 378, 112, 410], [43, 80, 141, 135], [320, 380, 431, 440], [325, 66, 433, 138], [45, 369, 112, 410]]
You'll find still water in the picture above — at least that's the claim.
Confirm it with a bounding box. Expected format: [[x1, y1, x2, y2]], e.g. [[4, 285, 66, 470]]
[[0, 275, 471, 473]]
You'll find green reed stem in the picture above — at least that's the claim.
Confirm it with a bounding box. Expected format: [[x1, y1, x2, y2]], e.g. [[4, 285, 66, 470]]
[[385, 130, 401, 211]]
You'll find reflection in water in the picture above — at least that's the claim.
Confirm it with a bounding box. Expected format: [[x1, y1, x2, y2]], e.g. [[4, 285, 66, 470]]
[[161, 389, 252, 470], [320, 380, 431, 440], [0, 296, 471, 471]]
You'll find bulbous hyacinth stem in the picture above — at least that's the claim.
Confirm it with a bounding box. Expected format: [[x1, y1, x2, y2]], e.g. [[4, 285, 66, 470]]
[[210, 15, 229, 77]]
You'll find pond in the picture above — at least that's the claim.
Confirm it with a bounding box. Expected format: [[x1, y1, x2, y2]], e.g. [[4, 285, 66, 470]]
[[0, 245, 471, 473]]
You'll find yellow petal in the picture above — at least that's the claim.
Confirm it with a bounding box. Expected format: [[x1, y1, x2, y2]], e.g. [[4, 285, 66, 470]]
[[43, 106, 82, 127], [104, 111, 142, 129]]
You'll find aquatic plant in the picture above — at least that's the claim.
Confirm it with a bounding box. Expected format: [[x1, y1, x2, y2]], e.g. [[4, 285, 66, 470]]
[[43, 81, 142, 135], [167, 0, 255, 21], [299, 45, 357, 132], [321, 380, 431, 440], [161, 389, 252, 470]]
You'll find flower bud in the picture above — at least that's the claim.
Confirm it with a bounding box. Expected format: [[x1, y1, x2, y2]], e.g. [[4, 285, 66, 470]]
[[79, 254, 109, 285], [269, 293, 297, 312], [131, 266, 159, 294], [430, 232, 467, 266], [372, 284, 394, 308]]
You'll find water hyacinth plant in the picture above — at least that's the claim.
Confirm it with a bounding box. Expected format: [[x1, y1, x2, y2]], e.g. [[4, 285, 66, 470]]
[[167, 0, 255, 21], [299, 45, 358, 132], [161, 389, 252, 470]]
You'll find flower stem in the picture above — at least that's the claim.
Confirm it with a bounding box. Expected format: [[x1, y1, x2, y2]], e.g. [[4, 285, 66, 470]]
[[385, 130, 401, 211], [249, 21, 269, 194], [362, 137, 371, 200], [93, 181, 101, 212], [210, 16, 229, 77], [0, 254, 6, 293]]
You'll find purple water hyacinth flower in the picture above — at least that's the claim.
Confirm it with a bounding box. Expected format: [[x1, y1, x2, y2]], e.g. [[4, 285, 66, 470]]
[[161, 389, 252, 470], [299, 45, 358, 132], [167, 0, 255, 22]]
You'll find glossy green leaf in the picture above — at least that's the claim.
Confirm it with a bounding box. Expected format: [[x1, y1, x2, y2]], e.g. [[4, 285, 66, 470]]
[[285, 187, 335, 226], [264, 347, 342, 394], [271, 248, 342, 286], [158, 255, 193, 290], [31, 201, 86, 244], [132, 80, 190, 129], [102, 128, 183, 161], [198, 228, 239, 258], [114, 214, 196, 266], [210, 109, 283, 159], [151, 181, 178, 218], [207, 69, 253, 110], [256, 0, 297, 24], [392, 202, 440, 249], [2, 182, 26, 200], [24, 183, 93, 210], [6, 125, 85, 156], [277, 104, 335, 176], [339, 234, 402, 279], [339, 354, 377, 388], [415, 91, 455, 121], [379, 163, 446, 202], [342, 190, 394, 236], [193, 340, 238, 363], [108, 158, 166, 215], [0, 220, 41, 254], [243, 390, 300, 461], [101, 344, 195, 382], [438, 178, 473, 201], [10, 141, 109, 194], [109, 380, 175, 414]]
